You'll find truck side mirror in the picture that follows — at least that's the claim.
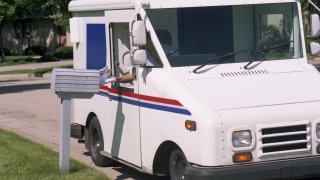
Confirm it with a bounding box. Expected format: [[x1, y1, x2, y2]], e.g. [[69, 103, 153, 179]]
[[310, 14, 320, 55], [311, 14, 320, 37], [311, 42, 320, 55], [133, 49, 147, 65], [132, 21, 146, 46]]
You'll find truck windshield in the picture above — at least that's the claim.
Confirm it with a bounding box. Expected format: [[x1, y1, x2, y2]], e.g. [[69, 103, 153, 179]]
[[146, 3, 303, 67]]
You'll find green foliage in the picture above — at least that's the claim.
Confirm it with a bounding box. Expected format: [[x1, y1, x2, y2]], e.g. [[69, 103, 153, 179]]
[[54, 46, 73, 59], [47, 0, 72, 30], [0, 1, 15, 23], [24, 46, 47, 56], [0, 0, 72, 30], [0, 0, 49, 24], [0, 0, 50, 62], [0, 128, 107, 179], [39, 54, 59, 62], [307, 0, 320, 14], [54, 15, 71, 30], [0, 0, 69, 28], [0, 48, 11, 56]]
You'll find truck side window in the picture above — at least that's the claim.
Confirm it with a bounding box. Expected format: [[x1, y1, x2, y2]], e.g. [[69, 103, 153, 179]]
[[110, 23, 133, 87]]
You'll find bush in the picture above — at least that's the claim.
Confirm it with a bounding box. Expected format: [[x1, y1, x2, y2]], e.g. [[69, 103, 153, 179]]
[[24, 45, 47, 56], [37, 54, 59, 62], [54, 46, 73, 59], [0, 47, 11, 56]]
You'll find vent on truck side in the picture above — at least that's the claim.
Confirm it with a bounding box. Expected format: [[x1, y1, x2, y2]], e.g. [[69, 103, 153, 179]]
[[257, 121, 311, 158], [220, 69, 268, 77]]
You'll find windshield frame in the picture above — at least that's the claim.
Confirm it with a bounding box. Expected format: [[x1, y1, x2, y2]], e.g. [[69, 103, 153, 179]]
[[145, 0, 300, 9]]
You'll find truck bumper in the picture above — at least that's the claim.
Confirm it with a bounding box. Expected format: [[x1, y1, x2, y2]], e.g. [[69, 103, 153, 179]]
[[184, 156, 320, 180]]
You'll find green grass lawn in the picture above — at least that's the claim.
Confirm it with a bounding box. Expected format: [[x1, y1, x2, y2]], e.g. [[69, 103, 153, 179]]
[[0, 56, 34, 67], [0, 128, 108, 180], [0, 55, 60, 67], [0, 56, 29, 67], [5, 56, 30, 62]]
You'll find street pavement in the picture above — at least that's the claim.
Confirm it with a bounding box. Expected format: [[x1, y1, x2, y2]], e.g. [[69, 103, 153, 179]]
[[0, 61, 168, 180]]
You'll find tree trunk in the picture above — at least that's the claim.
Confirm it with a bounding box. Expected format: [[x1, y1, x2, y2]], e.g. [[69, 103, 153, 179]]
[[301, 1, 311, 38], [303, 10, 311, 38], [0, 23, 5, 63]]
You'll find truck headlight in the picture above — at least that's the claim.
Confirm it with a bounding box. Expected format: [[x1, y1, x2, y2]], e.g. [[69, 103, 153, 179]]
[[232, 130, 252, 147], [316, 124, 320, 139]]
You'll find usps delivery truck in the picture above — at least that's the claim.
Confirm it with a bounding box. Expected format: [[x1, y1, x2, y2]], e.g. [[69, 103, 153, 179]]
[[68, 0, 320, 179]]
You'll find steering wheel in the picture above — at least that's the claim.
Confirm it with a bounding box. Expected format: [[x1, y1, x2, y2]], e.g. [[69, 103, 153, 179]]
[[166, 48, 189, 57]]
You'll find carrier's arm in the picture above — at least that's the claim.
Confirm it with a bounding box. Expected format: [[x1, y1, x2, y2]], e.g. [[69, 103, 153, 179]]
[[115, 73, 134, 83]]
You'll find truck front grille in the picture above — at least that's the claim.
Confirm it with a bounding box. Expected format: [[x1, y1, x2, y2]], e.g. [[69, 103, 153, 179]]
[[257, 121, 311, 158]]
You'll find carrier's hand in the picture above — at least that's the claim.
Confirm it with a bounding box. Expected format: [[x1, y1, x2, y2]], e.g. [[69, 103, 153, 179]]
[[104, 77, 117, 83]]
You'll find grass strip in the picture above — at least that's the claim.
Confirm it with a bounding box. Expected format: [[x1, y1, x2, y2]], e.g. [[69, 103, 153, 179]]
[[0, 65, 73, 75], [0, 61, 28, 67], [5, 56, 30, 62], [0, 128, 108, 180]]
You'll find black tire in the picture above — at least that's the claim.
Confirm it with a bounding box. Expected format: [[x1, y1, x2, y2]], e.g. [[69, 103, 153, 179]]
[[169, 149, 189, 180], [88, 116, 114, 167]]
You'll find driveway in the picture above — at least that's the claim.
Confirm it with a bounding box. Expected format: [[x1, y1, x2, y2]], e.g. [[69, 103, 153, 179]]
[[0, 78, 168, 180]]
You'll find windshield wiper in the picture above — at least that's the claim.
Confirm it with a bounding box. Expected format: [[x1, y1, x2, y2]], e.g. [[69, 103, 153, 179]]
[[193, 49, 250, 73], [243, 41, 293, 70]]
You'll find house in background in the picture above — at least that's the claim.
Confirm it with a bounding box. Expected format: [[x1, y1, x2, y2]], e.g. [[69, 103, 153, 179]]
[[2, 16, 71, 55]]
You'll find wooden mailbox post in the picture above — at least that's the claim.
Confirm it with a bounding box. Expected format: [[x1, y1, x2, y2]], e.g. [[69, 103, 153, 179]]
[[51, 68, 100, 173]]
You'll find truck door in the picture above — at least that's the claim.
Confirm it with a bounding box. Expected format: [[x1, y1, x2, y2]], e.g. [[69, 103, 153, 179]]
[[105, 18, 141, 166]]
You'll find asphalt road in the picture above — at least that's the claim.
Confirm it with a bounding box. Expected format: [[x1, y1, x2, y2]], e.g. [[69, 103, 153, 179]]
[[0, 78, 168, 180]]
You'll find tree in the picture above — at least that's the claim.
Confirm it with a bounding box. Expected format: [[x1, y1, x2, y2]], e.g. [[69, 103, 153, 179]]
[[308, 0, 320, 14], [302, 0, 320, 37], [0, 0, 48, 63], [302, 0, 320, 14], [48, 0, 72, 30], [0, 1, 15, 63]]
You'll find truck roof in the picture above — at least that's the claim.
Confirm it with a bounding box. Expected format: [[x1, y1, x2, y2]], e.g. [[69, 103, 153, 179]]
[[69, 0, 134, 12], [69, 0, 300, 12]]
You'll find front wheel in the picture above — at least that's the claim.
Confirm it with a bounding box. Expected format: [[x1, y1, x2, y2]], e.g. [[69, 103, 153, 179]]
[[169, 149, 189, 180], [88, 116, 114, 166]]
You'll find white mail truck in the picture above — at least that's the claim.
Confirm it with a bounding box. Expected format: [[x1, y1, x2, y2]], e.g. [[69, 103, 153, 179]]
[[68, 0, 320, 179]]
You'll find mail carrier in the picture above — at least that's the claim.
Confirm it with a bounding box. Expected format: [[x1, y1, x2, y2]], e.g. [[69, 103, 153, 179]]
[[68, 0, 320, 179]]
